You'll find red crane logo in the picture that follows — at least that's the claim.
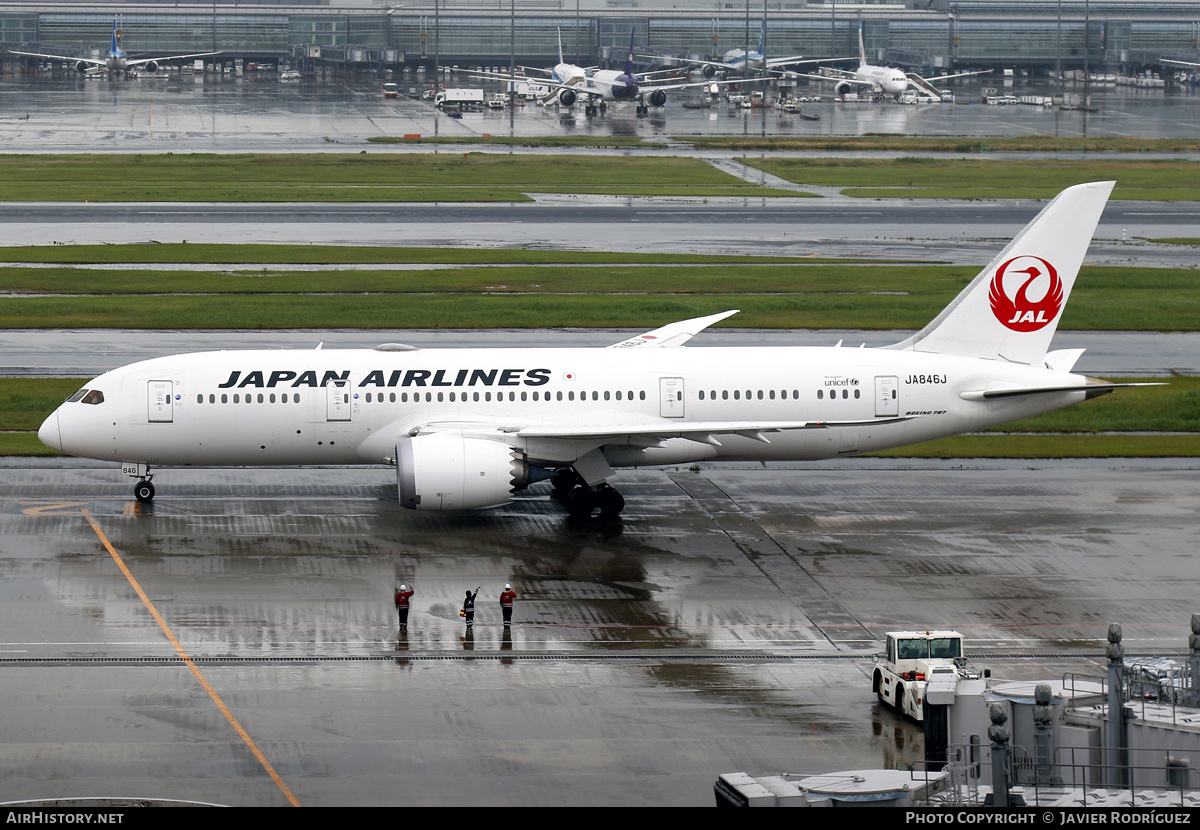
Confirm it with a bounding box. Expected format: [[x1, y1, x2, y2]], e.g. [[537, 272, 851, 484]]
[[988, 256, 1063, 332]]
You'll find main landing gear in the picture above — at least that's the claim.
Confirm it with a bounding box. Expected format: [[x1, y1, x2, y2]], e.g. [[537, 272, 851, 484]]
[[550, 469, 625, 521]]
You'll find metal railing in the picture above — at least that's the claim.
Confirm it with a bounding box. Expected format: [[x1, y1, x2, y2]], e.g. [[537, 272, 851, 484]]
[[910, 744, 1200, 807]]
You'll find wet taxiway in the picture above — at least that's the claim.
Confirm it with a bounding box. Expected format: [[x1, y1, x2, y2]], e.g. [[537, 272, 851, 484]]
[[1, 73, 1199, 151], [2, 459, 1196, 806], [0, 198, 1197, 269]]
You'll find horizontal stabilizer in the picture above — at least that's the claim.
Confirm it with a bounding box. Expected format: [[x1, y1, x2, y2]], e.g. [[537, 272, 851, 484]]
[[1044, 348, 1086, 372], [960, 379, 1164, 402]]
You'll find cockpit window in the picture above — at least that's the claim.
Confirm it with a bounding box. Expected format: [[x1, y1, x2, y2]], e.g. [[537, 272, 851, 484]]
[[81, 389, 105, 405], [66, 389, 88, 403]]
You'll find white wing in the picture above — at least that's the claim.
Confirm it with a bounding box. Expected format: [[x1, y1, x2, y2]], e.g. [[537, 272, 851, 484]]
[[7, 50, 105, 67], [127, 51, 222, 68], [607, 310, 739, 349]]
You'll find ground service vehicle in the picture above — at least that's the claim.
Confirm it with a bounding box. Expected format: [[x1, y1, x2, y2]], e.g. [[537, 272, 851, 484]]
[[872, 630, 967, 722], [434, 88, 485, 110]]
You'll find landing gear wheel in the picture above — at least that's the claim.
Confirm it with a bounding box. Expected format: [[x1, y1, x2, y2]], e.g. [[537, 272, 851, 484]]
[[565, 486, 597, 519], [134, 480, 155, 503], [564, 484, 624, 520], [551, 469, 581, 502], [595, 485, 625, 519]]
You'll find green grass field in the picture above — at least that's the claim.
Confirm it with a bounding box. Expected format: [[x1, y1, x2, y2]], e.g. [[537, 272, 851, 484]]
[[0, 152, 1196, 202], [737, 157, 1200, 200], [0, 153, 791, 201], [0, 260, 1194, 331]]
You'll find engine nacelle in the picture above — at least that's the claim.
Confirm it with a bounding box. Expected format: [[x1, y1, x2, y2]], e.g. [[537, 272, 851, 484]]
[[835, 81, 855, 98], [648, 89, 667, 107], [142, 60, 159, 74], [558, 88, 577, 107], [702, 64, 717, 79], [396, 433, 540, 511], [75, 61, 90, 73]]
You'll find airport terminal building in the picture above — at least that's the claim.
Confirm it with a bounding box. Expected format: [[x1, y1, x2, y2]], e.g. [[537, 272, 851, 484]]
[[1, 1, 1199, 76]]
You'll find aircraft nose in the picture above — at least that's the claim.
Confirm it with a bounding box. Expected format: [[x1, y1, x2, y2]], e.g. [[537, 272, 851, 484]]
[[38, 410, 61, 452]]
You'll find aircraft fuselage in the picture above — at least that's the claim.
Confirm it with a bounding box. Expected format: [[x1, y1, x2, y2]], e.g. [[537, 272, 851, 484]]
[[41, 345, 1086, 470]]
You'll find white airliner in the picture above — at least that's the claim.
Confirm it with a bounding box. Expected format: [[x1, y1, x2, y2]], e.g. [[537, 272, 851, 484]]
[[510, 30, 596, 109], [40, 182, 1146, 520], [9, 18, 220, 76], [480, 29, 765, 115], [795, 28, 986, 100], [643, 21, 825, 79]]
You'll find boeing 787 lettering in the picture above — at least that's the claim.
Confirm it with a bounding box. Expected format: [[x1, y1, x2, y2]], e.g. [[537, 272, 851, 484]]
[[40, 182, 1146, 519]]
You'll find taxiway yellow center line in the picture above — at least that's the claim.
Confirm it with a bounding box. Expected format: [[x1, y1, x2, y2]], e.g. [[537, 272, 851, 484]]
[[81, 508, 301, 807]]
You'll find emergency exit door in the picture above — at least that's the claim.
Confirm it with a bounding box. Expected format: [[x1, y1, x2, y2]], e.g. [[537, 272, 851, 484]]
[[326, 380, 351, 421], [875, 376, 899, 417], [659, 377, 684, 418], [147, 380, 173, 423]]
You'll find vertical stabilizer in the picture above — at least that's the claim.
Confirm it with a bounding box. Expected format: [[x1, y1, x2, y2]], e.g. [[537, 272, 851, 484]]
[[889, 181, 1114, 365], [858, 25, 867, 68]]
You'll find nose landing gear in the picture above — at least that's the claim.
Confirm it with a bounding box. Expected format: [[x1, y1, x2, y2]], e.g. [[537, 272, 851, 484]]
[[133, 479, 155, 503], [123, 462, 155, 503]]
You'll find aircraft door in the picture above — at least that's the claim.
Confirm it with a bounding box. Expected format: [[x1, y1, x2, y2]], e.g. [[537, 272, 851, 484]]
[[659, 377, 685, 418], [326, 380, 351, 421], [147, 380, 173, 423], [875, 376, 899, 417]]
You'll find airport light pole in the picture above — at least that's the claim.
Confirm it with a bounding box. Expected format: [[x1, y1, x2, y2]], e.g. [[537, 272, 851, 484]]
[[1056, 0, 1062, 93], [510, 0, 515, 136]]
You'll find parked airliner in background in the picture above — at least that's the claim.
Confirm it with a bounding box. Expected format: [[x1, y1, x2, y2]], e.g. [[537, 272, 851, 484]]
[[40, 182, 1149, 520], [504, 29, 594, 108], [642, 21, 831, 78], [9, 18, 220, 76], [794, 27, 987, 99], [479, 29, 765, 115]]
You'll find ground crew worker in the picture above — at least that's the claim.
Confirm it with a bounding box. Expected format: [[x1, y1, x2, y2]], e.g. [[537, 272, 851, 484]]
[[394, 584, 414, 628], [499, 583, 517, 627], [462, 587, 480, 628]]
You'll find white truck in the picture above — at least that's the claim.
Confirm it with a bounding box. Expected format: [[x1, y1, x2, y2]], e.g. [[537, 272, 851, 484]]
[[872, 630, 975, 722], [434, 88, 485, 110]]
